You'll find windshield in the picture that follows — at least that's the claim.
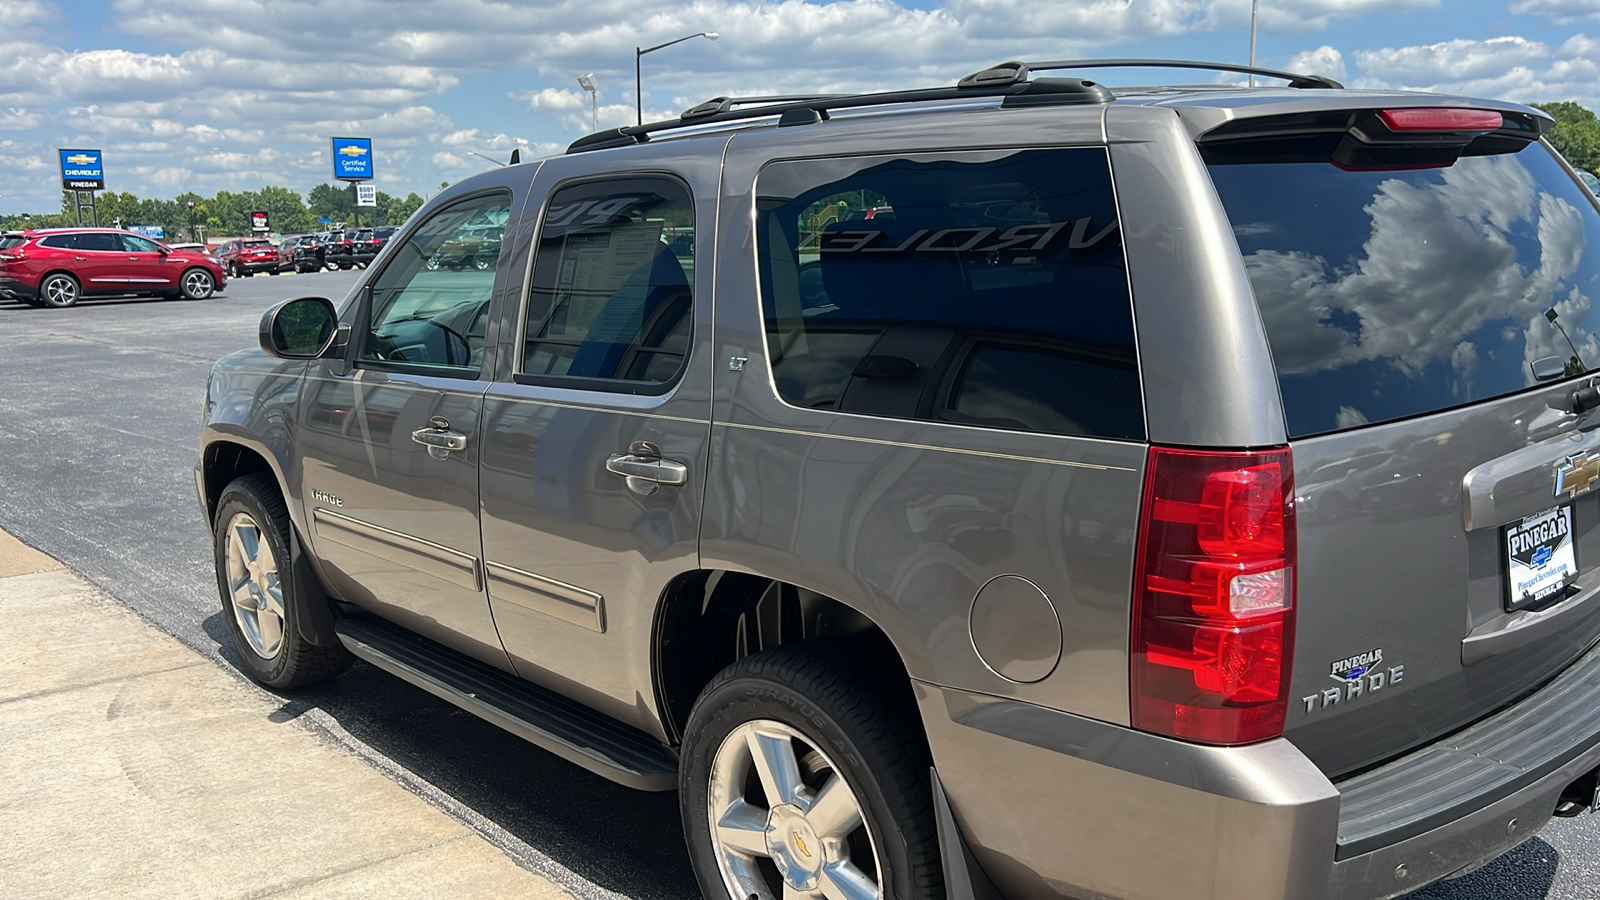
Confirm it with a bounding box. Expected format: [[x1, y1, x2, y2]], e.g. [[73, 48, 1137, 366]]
[[1207, 136, 1600, 437]]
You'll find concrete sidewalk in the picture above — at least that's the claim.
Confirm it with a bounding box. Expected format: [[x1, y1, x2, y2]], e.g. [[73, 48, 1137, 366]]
[[0, 529, 571, 899]]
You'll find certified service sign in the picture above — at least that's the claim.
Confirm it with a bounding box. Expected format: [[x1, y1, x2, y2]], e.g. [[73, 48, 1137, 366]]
[[59, 149, 105, 190], [331, 137, 374, 180]]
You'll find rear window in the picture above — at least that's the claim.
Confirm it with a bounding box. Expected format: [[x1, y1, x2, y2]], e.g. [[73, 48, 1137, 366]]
[[755, 148, 1142, 441], [1207, 132, 1600, 437], [243, 240, 271, 248], [0, 235, 24, 250]]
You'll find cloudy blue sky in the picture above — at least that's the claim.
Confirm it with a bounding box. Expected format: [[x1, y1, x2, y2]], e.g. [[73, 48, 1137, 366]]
[[2, 0, 1599, 213]]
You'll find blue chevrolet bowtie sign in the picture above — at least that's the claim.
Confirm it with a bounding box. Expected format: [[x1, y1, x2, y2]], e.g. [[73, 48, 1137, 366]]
[[331, 137, 374, 180], [59, 149, 104, 190]]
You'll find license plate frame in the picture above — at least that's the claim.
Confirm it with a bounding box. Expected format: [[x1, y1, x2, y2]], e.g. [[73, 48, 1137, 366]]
[[1503, 504, 1578, 611]]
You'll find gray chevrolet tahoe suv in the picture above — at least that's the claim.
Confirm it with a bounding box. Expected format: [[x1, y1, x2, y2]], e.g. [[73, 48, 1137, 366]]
[[197, 59, 1600, 900]]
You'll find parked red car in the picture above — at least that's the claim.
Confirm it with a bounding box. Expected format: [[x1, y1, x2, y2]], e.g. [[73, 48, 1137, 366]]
[[215, 239, 281, 278], [0, 228, 225, 308]]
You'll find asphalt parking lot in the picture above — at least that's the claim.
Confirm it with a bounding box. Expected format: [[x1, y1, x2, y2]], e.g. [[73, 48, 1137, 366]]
[[0, 270, 1597, 900]]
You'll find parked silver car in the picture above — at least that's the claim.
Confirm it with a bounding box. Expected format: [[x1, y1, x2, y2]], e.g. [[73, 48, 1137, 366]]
[[198, 59, 1600, 900]]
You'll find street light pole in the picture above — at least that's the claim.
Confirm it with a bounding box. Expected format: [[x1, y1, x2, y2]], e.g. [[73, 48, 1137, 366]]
[[1249, 0, 1260, 87], [577, 73, 599, 132], [635, 31, 719, 125]]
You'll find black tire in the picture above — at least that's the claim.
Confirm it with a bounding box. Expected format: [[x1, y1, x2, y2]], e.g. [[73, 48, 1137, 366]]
[[680, 639, 944, 900], [212, 473, 352, 689], [38, 272, 81, 308], [180, 267, 215, 300]]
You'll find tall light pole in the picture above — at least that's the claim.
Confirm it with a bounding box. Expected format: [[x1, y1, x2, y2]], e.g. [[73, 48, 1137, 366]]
[[636, 31, 718, 125], [577, 73, 600, 133], [1249, 0, 1260, 87]]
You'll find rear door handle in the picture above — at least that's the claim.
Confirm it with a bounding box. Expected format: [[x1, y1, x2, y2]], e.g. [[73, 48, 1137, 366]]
[[605, 441, 689, 495]]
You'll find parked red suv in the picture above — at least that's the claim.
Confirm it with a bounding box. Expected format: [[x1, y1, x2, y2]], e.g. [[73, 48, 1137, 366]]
[[0, 228, 225, 308], [215, 239, 280, 278]]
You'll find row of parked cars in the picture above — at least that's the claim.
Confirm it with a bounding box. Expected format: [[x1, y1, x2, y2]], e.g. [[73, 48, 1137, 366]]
[[0, 224, 400, 307], [277, 226, 397, 274]]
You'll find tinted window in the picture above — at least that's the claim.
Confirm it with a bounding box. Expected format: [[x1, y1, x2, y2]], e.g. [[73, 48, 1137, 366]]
[[518, 177, 694, 388], [38, 235, 76, 249], [755, 148, 1142, 440], [1208, 137, 1600, 437], [0, 236, 24, 250], [358, 192, 512, 374], [121, 235, 162, 253], [76, 233, 120, 251]]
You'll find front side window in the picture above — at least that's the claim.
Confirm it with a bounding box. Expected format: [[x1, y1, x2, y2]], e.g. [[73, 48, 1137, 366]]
[[518, 177, 695, 389], [121, 235, 162, 253], [358, 191, 512, 374], [755, 148, 1142, 441]]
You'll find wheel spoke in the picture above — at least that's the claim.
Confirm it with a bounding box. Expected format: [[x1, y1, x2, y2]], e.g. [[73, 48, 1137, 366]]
[[257, 604, 284, 651], [231, 521, 260, 566], [230, 576, 258, 611], [259, 573, 285, 618], [805, 773, 862, 840], [748, 727, 804, 808], [819, 862, 878, 900], [785, 884, 822, 900], [714, 798, 771, 858]]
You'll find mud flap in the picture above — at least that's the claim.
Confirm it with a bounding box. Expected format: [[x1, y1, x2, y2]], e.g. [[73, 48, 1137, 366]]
[[289, 526, 341, 647], [933, 769, 1006, 900]]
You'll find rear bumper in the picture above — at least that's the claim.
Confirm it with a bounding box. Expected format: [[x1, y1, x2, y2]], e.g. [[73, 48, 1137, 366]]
[[918, 642, 1600, 900], [235, 260, 278, 273], [0, 276, 36, 299]]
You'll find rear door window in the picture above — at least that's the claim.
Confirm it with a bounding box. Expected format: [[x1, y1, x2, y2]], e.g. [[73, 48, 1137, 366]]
[[1206, 127, 1600, 437], [517, 176, 695, 390], [755, 148, 1142, 440], [76, 233, 120, 251]]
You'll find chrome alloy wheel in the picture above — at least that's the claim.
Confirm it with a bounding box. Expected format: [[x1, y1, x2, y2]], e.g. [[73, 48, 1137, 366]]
[[223, 512, 286, 659], [183, 268, 214, 298], [708, 720, 882, 900], [42, 275, 78, 306]]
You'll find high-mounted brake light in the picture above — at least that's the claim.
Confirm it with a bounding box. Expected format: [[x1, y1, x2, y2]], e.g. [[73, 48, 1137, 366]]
[[1131, 447, 1296, 744], [1379, 108, 1502, 133]]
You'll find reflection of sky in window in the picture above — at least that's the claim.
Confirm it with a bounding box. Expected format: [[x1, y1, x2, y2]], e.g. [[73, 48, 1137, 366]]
[[1210, 143, 1600, 437]]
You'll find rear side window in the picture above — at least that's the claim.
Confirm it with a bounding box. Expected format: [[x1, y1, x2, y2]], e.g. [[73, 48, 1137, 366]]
[[39, 234, 77, 249], [755, 148, 1142, 440], [1207, 131, 1600, 437], [518, 176, 695, 390]]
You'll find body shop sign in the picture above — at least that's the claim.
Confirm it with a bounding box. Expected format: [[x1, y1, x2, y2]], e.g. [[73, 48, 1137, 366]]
[[59, 149, 104, 190]]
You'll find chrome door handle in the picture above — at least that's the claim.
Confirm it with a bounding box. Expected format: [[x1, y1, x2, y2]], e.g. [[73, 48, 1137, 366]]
[[605, 441, 689, 495], [411, 417, 467, 459]]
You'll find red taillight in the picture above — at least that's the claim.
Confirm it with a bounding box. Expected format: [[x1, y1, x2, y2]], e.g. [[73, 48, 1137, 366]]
[[1379, 108, 1502, 133], [1131, 446, 1296, 745]]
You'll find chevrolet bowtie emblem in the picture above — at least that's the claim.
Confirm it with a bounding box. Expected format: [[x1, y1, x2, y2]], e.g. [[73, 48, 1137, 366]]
[[793, 833, 812, 858], [65, 153, 96, 165], [339, 145, 368, 156], [1555, 450, 1600, 498]]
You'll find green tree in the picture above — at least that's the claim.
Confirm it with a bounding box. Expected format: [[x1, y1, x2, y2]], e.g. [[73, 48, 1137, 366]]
[[1533, 102, 1600, 173], [388, 192, 425, 225], [307, 183, 352, 224], [255, 185, 313, 234]]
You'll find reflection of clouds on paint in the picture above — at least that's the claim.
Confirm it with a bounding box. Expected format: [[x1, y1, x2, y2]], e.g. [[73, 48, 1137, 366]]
[[1244, 155, 1590, 378], [1232, 222, 1277, 237], [1451, 340, 1479, 397]]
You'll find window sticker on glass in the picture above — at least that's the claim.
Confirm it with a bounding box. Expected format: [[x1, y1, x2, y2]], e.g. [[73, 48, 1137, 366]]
[[1504, 505, 1576, 610]]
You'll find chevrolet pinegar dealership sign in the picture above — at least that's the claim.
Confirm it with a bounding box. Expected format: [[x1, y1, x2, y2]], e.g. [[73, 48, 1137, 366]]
[[331, 137, 374, 180], [59, 149, 104, 190]]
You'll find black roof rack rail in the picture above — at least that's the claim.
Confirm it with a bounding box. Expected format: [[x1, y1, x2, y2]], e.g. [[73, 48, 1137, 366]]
[[566, 74, 1111, 154], [681, 94, 848, 121], [1022, 58, 1344, 90], [562, 57, 1336, 155]]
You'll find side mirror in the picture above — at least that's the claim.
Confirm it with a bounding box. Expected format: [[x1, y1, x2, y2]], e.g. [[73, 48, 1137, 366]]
[[260, 297, 338, 359]]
